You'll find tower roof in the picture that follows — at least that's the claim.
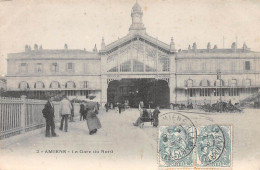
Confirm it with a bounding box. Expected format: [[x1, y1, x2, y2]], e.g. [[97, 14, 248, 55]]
[[132, 2, 142, 14]]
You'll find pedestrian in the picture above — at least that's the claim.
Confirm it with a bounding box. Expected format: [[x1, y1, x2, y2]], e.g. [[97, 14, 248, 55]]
[[86, 103, 102, 135], [105, 103, 109, 112], [69, 101, 75, 122], [59, 95, 72, 132], [138, 101, 144, 116], [152, 106, 160, 127], [42, 96, 58, 137], [97, 102, 100, 111], [118, 102, 122, 114], [80, 101, 85, 121], [115, 102, 119, 113]]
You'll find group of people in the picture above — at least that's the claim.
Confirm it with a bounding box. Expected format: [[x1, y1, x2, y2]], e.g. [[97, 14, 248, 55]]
[[42, 97, 161, 138], [133, 101, 161, 127], [104, 102, 124, 114], [42, 95, 101, 137]]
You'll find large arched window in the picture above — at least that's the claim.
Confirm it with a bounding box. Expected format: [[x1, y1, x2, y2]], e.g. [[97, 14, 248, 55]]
[[34, 81, 45, 89], [50, 81, 60, 89], [214, 79, 225, 86], [229, 79, 237, 87], [65, 81, 76, 88], [185, 79, 193, 87], [200, 79, 210, 87], [18, 81, 29, 90], [245, 79, 251, 86]]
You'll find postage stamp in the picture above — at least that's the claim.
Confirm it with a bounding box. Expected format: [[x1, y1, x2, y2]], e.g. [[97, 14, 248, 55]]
[[158, 112, 198, 167], [196, 125, 232, 167], [158, 125, 196, 167], [158, 112, 232, 168]]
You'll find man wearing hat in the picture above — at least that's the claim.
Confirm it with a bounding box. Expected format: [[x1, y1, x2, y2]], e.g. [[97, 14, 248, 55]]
[[42, 96, 58, 137]]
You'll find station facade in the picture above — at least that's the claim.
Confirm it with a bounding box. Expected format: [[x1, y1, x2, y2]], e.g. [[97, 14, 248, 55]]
[[5, 2, 260, 107]]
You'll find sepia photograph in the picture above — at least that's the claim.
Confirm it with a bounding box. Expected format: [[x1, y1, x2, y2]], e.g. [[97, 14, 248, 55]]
[[0, 0, 260, 169]]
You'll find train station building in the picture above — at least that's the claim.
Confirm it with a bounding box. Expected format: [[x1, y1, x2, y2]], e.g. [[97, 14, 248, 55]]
[[5, 2, 260, 107]]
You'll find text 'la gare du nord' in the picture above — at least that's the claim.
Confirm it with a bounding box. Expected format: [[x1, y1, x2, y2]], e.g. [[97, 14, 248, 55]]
[[40, 150, 114, 154]]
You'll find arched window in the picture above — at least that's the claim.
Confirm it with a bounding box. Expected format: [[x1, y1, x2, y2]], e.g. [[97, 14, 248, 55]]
[[18, 81, 29, 90], [245, 79, 251, 86], [50, 81, 60, 89], [214, 79, 225, 86], [65, 81, 76, 88], [185, 79, 193, 87], [34, 81, 45, 89], [200, 80, 210, 87], [230, 79, 237, 87]]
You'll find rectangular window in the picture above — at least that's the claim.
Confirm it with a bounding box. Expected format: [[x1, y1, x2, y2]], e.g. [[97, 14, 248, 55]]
[[159, 58, 169, 72], [229, 88, 239, 96], [120, 61, 131, 72], [67, 63, 74, 72], [245, 61, 250, 70], [200, 88, 210, 96], [188, 89, 196, 97], [20, 63, 28, 72], [133, 60, 144, 72], [51, 63, 59, 72], [214, 88, 225, 96], [201, 62, 206, 72], [230, 62, 236, 72], [83, 81, 88, 88]]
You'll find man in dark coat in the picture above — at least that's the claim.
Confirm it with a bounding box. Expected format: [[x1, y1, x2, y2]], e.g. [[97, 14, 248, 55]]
[[105, 103, 109, 112], [80, 102, 85, 121], [153, 106, 160, 127], [42, 96, 58, 137]]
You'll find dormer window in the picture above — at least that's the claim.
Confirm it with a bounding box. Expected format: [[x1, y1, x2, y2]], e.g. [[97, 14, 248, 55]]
[[35, 63, 43, 73]]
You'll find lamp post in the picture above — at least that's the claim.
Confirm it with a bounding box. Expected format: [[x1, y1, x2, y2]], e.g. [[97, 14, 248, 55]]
[[185, 87, 188, 105], [217, 69, 222, 112]]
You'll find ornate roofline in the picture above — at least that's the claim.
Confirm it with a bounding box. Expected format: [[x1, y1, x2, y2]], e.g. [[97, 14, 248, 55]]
[[99, 33, 173, 55]]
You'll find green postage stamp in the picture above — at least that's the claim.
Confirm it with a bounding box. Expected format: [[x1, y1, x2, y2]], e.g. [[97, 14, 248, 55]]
[[158, 125, 232, 168]]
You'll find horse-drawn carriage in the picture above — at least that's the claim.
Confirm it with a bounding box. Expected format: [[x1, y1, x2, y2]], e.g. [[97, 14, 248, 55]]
[[139, 108, 154, 128]]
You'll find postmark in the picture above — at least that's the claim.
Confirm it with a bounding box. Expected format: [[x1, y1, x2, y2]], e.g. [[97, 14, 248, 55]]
[[158, 112, 197, 167], [196, 125, 232, 167]]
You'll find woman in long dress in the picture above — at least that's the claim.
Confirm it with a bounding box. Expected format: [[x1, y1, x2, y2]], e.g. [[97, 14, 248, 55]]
[[86, 104, 102, 135]]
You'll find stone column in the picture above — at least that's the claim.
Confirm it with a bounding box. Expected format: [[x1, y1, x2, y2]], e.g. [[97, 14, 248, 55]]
[[169, 75, 176, 104], [169, 52, 177, 104], [101, 76, 108, 107]]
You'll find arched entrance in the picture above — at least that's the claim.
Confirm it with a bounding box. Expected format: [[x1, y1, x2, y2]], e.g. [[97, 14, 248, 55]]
[[107, 79, 169, 108]]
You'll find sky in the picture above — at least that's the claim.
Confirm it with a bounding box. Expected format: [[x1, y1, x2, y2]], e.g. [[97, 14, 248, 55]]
[[0, 0, 260, 76]]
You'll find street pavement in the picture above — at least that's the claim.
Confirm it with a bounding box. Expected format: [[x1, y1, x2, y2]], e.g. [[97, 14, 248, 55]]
[[0, 108, 259, 170]]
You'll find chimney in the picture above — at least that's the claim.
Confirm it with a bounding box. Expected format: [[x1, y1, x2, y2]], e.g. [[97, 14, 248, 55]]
[[170, 37, 176, 52], [192, 42, 197, 52], [25, 45, 29, 52], [101, 37, 106, 50], [231, 42, 237, 52], [242, 42, 248, 51], [188, 45, 191, 51], [64, 43, 68, 50], [207, 42, 211, 52], [34, 44, 38, 50], [93, 44, 97, 52]]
